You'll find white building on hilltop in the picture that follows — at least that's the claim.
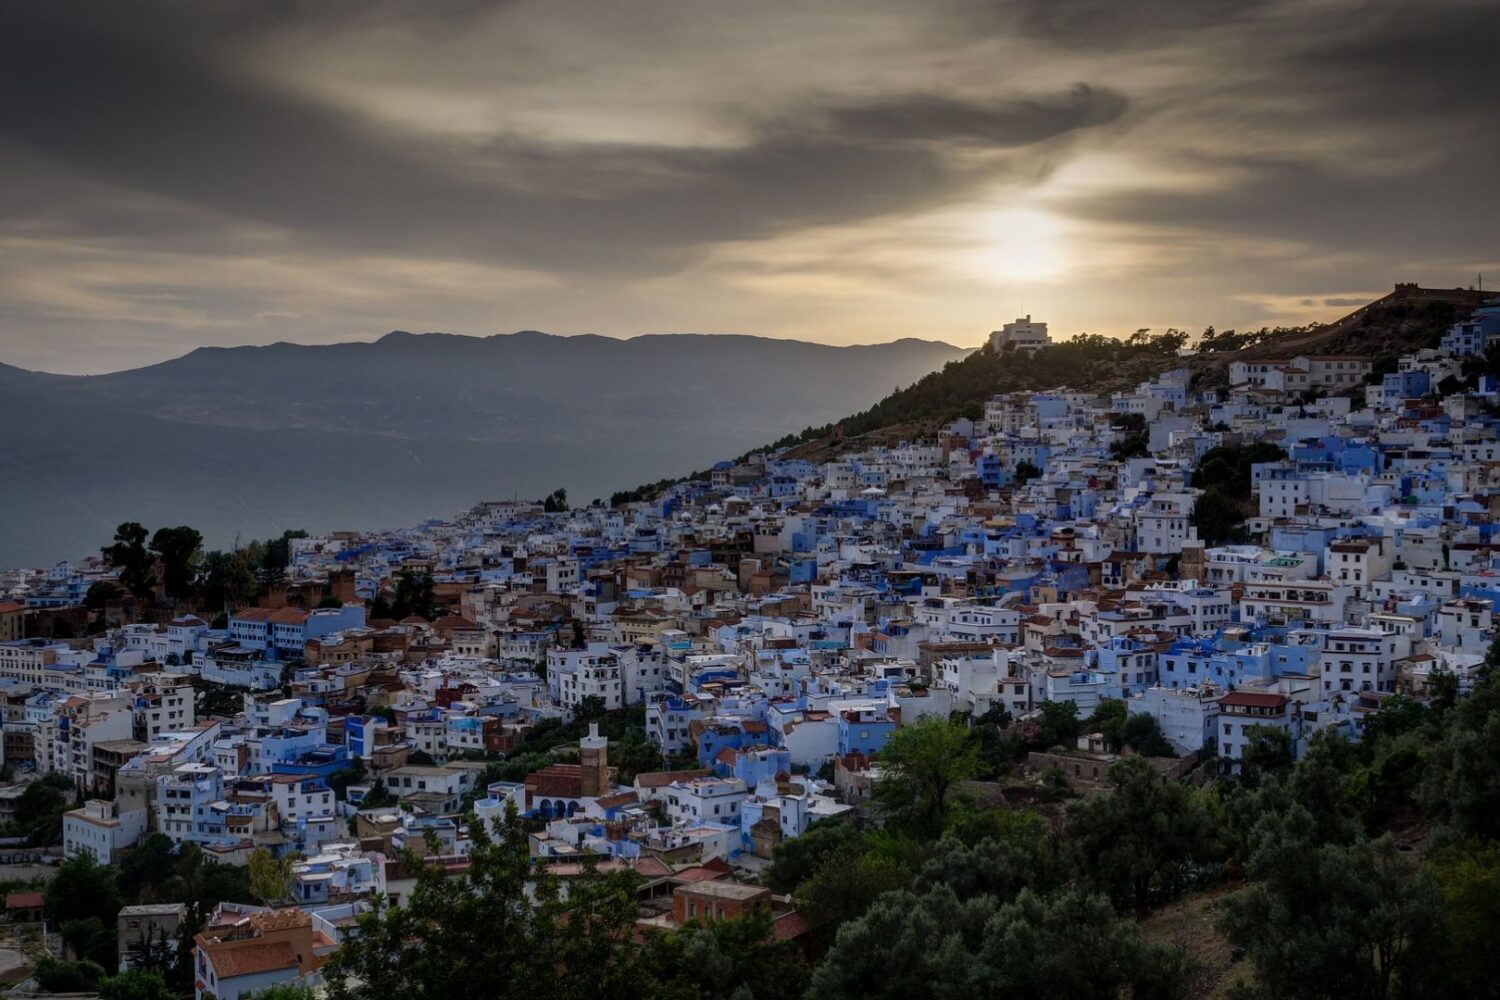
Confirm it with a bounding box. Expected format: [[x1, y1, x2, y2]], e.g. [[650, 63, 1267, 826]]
[[989, 315, 1050, 353]]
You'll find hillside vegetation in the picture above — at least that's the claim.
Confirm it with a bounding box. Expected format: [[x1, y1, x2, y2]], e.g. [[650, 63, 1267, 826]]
[[773, 291, 1469, 465]]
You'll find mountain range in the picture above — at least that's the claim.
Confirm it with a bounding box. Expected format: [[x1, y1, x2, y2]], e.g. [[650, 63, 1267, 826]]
[[0, 332, 965, 566]]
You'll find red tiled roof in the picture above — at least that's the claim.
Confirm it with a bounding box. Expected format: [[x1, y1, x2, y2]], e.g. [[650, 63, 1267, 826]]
[[1220, 691, 1288, 710], [205, 940, 299, 979], [4, 892, 43, 910], [526, 763, 583, 798], [631, 856, 674, 879]]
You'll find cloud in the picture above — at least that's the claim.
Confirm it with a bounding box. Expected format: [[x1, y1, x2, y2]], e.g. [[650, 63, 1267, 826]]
[[0, 0, 1495, 372]]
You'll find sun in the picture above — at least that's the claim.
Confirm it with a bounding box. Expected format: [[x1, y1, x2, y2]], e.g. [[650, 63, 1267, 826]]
[[971, 208, 1068, 283]]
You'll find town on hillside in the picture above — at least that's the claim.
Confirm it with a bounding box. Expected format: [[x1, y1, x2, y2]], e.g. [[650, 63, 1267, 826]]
[[1, 289, 1499, 997]]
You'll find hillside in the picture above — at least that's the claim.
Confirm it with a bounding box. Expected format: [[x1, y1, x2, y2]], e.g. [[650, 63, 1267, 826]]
[[766, 284, 1480, 465], [0, 332, 964, 565]]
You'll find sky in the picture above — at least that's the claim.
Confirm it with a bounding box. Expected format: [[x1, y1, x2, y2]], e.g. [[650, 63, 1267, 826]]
[[2, 0, 1497, 374]]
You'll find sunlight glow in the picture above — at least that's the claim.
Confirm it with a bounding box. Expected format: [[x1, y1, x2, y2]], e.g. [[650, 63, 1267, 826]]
[[971, 208, 1068, 283]]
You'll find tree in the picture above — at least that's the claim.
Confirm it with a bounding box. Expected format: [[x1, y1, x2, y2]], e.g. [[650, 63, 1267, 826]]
[[1088, 699, 1127, 751], [391, 568, 436, 620], [1190, 488, 1244, 546], [541, 488, 569, 513], [1220, 808, 1440, 1000], [765, 821, 867, 894], [85, 579, 124, 611], [807, 885, 1194, 1000], [248, 847, 294, 906], [323, 805, 650, 998], [1428, 840, 1500, 997], [1420, 672, 1500, 839], [806, 886, 996, 998], [45, 853, 123, 932], [200, 550, 259, 610], [1014, 460, 1042, 486], [640, 908, 809, 999], [149, 525, 202, 603], [575, 694, 608, 722], [976, 888, 1198, 1000], [1030, 699, 1080, 749], [96, 969, 177, 1000], [1239, 725, 1294, 784], [1067, 756, 1219, 914], [15, 774, 73, 845], [1120, 712, 1174, 757], [795, 850, 910, 928], [872, 717, 978, 836], [915, 818, 1065, 902], [103, 522, 156, 600], [34, 957, 106, 993]]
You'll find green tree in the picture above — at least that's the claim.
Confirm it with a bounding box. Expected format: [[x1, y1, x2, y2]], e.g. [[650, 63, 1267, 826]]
[[96, 969, 177, 1000], [1088, 699, 1127, 751], [103, 521, 156, 600], [1190, 488, 1244, 546], [765, 820, 867, 894], [1121, 712, 1174, 757], [805, 886, 995, 998], [45, 853, 123, 931], [247, 847, 295, 906], [576, 694, 608, 721], [15, 773, 74, 845], [1220, 808, 1440, 1000], [1239, 725, 1294, 785], [640, 907, 809, 999], [1420, 673, 1500, 839], [244, 985, 320, 999], [794, 850, 910, 928], [1067, 756, 1219, 914], [34, 957, 106, 993], [1428, 840, 1500, 997], [323, 805, 649, 998], [149, 525, 202, 603], [391, 568, 436, 620], [976, 888, 1198, 1000], [85, 579, 124, 611], [872, 717, 978, 836], [1014, 460, 1043, 485], [915, 818, 1065, 901], [200, 550, 259, 610], [1030, 700, 1080, 749]]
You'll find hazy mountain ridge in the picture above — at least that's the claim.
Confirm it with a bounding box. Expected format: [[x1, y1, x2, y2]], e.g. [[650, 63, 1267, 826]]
[[0, 331, 965, 565]]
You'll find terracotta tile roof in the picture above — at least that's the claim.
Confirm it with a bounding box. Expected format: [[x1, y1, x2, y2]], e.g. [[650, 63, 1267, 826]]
[[1220, 691, 1288, 710], [595, 791, 639, 810], [269, 608, 309, 625], [205, 940, 299, 979], [631, 856, 674, 879]]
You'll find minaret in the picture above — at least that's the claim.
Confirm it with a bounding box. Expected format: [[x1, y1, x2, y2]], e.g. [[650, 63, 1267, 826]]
[[580, 722, 609, 797]]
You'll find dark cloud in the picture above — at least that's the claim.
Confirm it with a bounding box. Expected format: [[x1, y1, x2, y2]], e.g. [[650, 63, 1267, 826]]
[[974, 0, 1277, 50], [0, 5, 1120, 276], [823, 86, 1127, 147], [0, 0, 1495, 372]]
